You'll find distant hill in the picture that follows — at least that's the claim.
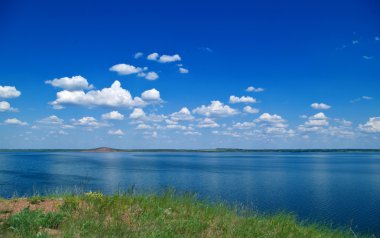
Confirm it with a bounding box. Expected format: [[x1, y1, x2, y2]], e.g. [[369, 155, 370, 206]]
[[81, 147, 120, 152]]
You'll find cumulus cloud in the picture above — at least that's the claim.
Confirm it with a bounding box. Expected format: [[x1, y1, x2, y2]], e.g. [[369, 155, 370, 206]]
[[0, 101, 17, 112], [243, 106, 259, 114], [158, 54, 181, 63], [254, 113, 293, 137], [170, 107, 194, 121], [310, 112, 328, 120], [130, 108, 146, 119], [4, 118, 27, 126], [179, 67, 189, 74], [193, 100, 239, 117], [0, 86, 21, 98], [141, 88, 161, 101], [298, 112, 329, 132], [256, 113, 286, 124], [229, 96, 256, 104], [37, 115, 64, 125], [246, 86, 264, 92], [71, 117, 109, 129], [108, 129, 125, 136], [147, 53, 181, 63], [147, 53, 159, 61], [136, 123, 152, 130], [109, 64, 147, 75], [233, 121, 256, 129], [45, 76, 94, 91], [50, 81, 160, 109], [197, 118, 219, 128], [359, 117, 380, 133], [311, 103, 331, 110], [144, 72, 159, 80], [184, 131, 201, 136], [102, 111, 124, 120], [166, 124, 188, 130]]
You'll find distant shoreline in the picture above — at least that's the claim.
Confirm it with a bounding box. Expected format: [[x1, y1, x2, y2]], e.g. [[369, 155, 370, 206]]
[[0, 148, 380, 153]]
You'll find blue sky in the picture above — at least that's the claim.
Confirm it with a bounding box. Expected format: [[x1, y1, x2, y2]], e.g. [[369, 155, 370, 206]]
[[0, 0, 379, 149]]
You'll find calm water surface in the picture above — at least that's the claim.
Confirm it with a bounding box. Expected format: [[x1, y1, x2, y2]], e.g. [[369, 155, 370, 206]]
[[0, 152, 379, 235]]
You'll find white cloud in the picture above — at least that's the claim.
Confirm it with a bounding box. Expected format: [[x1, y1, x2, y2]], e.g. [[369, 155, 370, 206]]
[[298, 113, 329, 132], [108, 129, 125, 136], [45, 76, 93, 91], [109, 64, 146, 75], [305, 119, 329, 126], [145, 72, 159, 80], [256, 113, 285, 124], [359, 117, 380, 133], [102, 111, 124, 120], [233, 121, 256, 129], [72, 116, 107, 128], [141, 88, 161, 101], [158, 54, 181, 63], [50, 81, 151, 109], [243, 106, 259, 114], [4, 118, 27, 126], [311, 103, 331, 110], [147, 52, 159, 61], [136, 123, 152, 130], [197, 118, 219, 128], [193, 100, 239, 117], [350, 96, 373, 103], [130, 108, 146, 119], [363, 56, 374, 60], [212, 130, 241, 138], [254, 113, 293, 137], [335, 119, 352, 127], [147, 53, 182, 63], [310, 112, 328, 120], [246, 86, 264, 92], [0, 86, 21, 98], [165, 119, 178, 125], [134, 52, 143, 59], [179, 67, 189, 74], [37, 115, 64, 125], [184, 131, 201, 136], [170, 107, 194, 121], [129, 108, 165, 122], [166, 124, 188, 130], [0, 101, 17, 112], [229, 95, 256, 104]]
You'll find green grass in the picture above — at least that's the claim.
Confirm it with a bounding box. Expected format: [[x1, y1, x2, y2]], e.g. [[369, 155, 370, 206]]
[[0, 191, 369, 238]]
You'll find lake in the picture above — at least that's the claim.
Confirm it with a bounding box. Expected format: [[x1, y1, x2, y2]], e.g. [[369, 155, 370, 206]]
[[0, 151, 379, 235]]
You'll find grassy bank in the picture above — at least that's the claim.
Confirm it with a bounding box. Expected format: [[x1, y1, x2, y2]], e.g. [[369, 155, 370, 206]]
[[0, 192, 366, 238]]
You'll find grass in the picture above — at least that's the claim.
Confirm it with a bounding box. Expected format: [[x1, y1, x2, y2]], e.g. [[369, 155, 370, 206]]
[[0, 191, 370, 238]]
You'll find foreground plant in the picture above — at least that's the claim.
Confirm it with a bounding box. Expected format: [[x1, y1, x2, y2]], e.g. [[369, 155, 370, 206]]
[[0, 192, 369, 238]]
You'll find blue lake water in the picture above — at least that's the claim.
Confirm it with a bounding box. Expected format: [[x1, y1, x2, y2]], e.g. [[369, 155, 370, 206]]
[[0, 152, 379, 235]]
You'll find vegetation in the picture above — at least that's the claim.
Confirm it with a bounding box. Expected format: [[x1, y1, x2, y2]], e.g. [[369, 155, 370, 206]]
[[0, 191, 368, 238]]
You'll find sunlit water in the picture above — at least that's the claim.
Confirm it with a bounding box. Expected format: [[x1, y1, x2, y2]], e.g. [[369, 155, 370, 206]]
[[0, 152, 379, 235]]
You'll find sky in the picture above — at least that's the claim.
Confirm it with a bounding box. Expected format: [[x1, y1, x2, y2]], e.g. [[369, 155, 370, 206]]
[[0, 0, 379, 149]]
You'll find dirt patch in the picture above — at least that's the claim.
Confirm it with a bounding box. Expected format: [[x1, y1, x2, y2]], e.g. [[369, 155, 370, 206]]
[[0, 198, 63, 219]]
